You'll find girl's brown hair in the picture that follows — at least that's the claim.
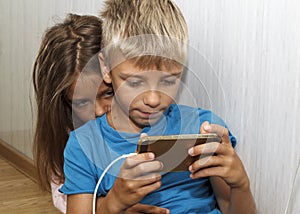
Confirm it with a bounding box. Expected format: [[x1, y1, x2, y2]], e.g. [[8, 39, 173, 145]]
[[32, 14, 102, 190]]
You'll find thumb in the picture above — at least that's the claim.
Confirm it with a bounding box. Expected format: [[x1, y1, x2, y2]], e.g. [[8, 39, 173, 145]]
[[140, 132, 148, 138], [200, 121, 211, 134]]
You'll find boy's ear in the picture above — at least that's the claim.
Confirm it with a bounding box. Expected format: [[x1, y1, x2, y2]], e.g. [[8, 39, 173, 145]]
[[98, 52, 112, 84]]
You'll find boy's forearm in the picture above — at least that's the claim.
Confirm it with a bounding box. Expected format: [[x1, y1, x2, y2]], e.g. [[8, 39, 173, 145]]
[[210, 177, 257, 214], [96, 194, 126, 214], [228, 185, 257, 214]]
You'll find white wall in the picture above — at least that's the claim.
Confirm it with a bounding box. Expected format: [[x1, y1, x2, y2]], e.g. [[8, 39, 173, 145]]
[[0, 0, 103, 157], [175, 0, 300, 213], [0, 0, 299, 213]]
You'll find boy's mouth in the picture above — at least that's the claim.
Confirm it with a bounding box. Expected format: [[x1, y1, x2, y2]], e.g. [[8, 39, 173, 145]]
[[138, 110, 162, 119]]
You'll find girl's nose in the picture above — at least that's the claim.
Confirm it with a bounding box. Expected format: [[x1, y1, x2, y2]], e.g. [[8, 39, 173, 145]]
[[95, 101, 110, 117]]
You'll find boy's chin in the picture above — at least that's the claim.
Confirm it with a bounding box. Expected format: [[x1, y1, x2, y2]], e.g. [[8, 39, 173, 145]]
[[133, 118, 161, 129]]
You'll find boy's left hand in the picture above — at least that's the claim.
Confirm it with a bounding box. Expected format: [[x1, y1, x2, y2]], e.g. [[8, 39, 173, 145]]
[[188, 121, 249, 189]]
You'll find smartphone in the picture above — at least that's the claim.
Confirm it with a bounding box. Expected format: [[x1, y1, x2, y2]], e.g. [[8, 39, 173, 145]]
[[137, 133, 221, 172]]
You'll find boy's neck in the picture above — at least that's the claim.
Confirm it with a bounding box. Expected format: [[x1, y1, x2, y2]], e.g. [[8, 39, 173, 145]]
[[106, 109, 142, 133]]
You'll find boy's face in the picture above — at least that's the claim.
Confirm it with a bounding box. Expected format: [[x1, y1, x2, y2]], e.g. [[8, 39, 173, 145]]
[[106, 59, 183, 133]]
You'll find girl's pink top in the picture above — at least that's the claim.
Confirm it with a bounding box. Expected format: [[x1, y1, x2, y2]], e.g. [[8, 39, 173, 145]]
[[51, 180, 67, 213]]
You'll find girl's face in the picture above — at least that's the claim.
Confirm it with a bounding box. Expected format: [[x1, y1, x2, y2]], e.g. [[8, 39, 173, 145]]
[[68, 72, 113, 124]]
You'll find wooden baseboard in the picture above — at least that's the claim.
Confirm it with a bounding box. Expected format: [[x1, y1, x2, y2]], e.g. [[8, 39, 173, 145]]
[[0, 139, 38, 183]]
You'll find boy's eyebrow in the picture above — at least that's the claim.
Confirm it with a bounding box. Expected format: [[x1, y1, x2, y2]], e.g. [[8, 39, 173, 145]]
[[164, 72, 182, 77], [119, 71, 182, 79], [118, 73, 142, 79]]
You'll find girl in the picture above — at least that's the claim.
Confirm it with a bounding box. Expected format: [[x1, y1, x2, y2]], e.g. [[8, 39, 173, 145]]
[[32, 14, 167, 214]]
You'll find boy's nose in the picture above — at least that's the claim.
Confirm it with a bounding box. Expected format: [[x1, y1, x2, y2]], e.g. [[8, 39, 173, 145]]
[[143, 90, 161, 108]]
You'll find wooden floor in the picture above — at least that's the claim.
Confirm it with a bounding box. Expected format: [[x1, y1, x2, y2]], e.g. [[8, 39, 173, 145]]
[[0, 156, 60, 214]]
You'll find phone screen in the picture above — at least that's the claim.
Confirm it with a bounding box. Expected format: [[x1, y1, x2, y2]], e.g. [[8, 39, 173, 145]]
[[136, 134, 221, 172]]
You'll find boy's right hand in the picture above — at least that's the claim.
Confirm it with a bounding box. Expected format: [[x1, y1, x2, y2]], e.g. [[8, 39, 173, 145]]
[[105, 152, 163, 213]]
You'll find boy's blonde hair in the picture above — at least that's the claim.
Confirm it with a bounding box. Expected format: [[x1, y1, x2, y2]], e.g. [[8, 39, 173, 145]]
[[100, 0, 188, 68]]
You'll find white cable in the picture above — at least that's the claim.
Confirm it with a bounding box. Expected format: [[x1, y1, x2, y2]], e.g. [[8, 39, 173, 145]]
[[92, 153, 137, 214]]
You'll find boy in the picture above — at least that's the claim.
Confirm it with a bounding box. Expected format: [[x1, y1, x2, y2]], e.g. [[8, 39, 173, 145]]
[[61, 0, 256, 213]]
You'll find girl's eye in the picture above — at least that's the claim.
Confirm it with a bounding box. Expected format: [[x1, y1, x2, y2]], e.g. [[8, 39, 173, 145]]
[[101, 89, 114, 98], [72, 99, 89, 108]]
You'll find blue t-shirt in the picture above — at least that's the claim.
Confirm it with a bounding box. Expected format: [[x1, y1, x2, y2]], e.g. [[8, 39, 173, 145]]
[[61, 104, 236, 213]]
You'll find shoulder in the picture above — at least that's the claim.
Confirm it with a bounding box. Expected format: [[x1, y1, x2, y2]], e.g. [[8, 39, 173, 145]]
[[167, 104, 215, 121], [167, 104, 236, 147], [67, 118, 103, 145], [72, 118, 102, 136], [64, 119, 103, 159]]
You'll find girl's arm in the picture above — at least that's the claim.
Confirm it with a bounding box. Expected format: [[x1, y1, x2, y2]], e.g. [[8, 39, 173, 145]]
[[67, 194, 93, 213]]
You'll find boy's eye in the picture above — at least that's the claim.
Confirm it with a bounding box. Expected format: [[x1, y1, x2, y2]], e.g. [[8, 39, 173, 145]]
[[127, 79, 143, 87], [161, 78, 177, 86]]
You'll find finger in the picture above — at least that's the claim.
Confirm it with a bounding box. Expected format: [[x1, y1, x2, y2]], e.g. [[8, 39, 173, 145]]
[[124, 160, 162, 179], [127, 203, 170, 214], [133, 170, 162, 181], [202, 123, 231, 145], [115, 171, 161, 192], [120, 160, 163, 180], [123, 153, 155, 169], [189, 155, 222, 173], [121, 161, 163, 180], [114, 179, 162, 206], [133, 160, 163, 176], [140, 132, 148, 138], [121, 172, 161, 187], [134, 180, 162, 198], [190, 166, 225, 179], [188, 142, 222, 156], [199, 121, 210, 134]]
